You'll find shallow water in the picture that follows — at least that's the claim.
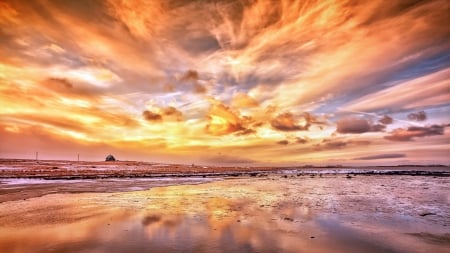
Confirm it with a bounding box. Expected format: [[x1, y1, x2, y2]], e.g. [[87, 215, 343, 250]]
[[0, 175, 449, 253], [0, 177, 217, 202]]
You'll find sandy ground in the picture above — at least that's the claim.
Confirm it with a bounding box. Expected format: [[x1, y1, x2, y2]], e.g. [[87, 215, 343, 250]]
[[0, 174, 449, 253], [1, 159, 448, 179]]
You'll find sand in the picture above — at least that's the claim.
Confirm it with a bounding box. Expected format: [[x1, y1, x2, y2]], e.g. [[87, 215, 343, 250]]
[[0, 173, 449, 253]]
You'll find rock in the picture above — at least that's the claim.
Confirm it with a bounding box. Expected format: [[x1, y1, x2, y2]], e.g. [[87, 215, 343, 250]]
[[105, 154, 116, 162], [419, 212, 436, 217]]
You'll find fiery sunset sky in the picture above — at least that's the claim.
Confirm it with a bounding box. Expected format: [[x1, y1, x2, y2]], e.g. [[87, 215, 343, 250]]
[[0, 0, 449, 165]]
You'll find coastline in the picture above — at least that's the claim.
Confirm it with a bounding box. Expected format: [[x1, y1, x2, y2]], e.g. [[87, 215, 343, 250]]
[[0, 170, 449, 252]]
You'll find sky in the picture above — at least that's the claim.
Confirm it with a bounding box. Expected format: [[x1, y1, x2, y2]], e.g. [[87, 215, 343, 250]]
[[0, 0, 449, 166]]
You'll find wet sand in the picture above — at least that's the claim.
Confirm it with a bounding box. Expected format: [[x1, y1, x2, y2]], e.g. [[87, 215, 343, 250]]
[[0, 174, 449, 253]]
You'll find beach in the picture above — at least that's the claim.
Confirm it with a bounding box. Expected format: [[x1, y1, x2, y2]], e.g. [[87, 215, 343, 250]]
[[0, 164, 449, 253]]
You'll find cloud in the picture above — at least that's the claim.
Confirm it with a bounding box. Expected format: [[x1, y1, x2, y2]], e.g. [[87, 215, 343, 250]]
[[142, 110, 162, 122], [322, 140, 347, 149], [276, 140, 289, 145], [315, 138, 371, 150], [41, 77, 105, 97], [205, 103, 244, 135], [231, 93, 259, 108], [271, 112, 319, 131], [370, 124, 386, 132], [106, 0, 166, 39], [343, 68, 450, 112], [162, 106, 183, 121], [336, 117, 385, 134], [296, 136, 309, 144], [384, 124, 447, 141], [354, 153, 406, 160], [193, 83, 207, 93], [44, 77, 73, 90], [407, 111, 427, 121], [379, 115, 393, 124], [142, 106, 183, 122], [178, 69, 207, 93], [180, 70, 199, 82], [234, 128, 256, 136]]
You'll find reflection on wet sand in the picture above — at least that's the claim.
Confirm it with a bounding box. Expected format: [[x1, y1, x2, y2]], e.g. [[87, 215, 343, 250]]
[[0, 175, 449, 253]]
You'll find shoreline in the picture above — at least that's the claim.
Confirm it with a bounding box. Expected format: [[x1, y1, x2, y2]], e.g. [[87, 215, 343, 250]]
[[0, 159, 449, 179]]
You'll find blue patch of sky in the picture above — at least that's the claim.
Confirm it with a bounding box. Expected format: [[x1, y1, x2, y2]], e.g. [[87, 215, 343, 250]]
[[385, 51, 450, 85], [314, 51, 450, 115]]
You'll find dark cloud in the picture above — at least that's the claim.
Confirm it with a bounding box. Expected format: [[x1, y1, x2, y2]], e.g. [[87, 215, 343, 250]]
[[370, 124, 386, 132], [276, 140, 289, 145], [336, 117, 385, 134], [296, 136, 309, 144], [162, 106, 180, 116], [336, 117, 370, 133], [142, 110, 162, 121], [162, 106, 183, 121], [44, 77, 73, 90], [323, 140, 347, 149], [379, 115, 393, 124], [252, 122, 264, 128], [178, 69, 207, 93], [271, 112, 304, 131], [315, 138, 371, 150], [178, 34, 221, 55], [384, 124, 447, 141], [193, 83, 207, 93], [181, 69, 199, 81], [143, 107, 183, 122], [41, 77, 106, 97], [354, 153, 406, 160], [234, 128, 256, 136], [407, 111, 427, 121], [271, 112, 321, 131]]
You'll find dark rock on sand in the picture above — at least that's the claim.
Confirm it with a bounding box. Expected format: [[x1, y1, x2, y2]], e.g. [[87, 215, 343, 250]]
[[419, 212, 437, 217]]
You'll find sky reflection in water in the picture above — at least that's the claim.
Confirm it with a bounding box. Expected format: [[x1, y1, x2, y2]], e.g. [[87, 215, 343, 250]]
[[1, 208, 401, 253], [1, 176, 448, 253]]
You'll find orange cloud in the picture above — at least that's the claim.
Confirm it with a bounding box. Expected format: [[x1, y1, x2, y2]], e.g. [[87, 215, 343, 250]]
[[271, 112, 322, 132], [142, 110, 162, 122], [271, 112, 306, 131], [205, 103, 243, 136], [181, 70, 199, 82], [142, 106, 183, 122], [231, 93, 259, 108], [276, 140, 289, 145], [384, 125, 448, 142]]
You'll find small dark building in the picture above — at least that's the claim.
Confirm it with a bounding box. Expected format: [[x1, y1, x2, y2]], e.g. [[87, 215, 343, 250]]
[[105, 154, 116, 162]]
